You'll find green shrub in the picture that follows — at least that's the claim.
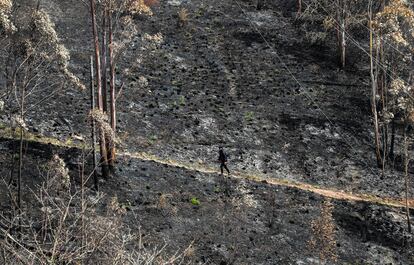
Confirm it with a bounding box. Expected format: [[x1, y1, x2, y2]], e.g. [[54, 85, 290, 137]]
[[244, 111, 255, 122], [190, 197, 200, 206], [178, 95, 186, 106], [148, 135, 158, 144]]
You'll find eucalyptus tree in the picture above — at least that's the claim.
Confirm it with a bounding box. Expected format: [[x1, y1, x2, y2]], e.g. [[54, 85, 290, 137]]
[[374, 0, 414, 233], [87, 0, 155, 174]]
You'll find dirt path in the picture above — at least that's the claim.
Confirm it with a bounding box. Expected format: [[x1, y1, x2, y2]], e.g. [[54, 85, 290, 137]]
[[122, 151, 413, 210], [1, 131, 412, 210]]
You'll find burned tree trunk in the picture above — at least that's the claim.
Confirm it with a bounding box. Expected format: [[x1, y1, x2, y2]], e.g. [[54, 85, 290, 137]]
[[403, 122, 412, 234], [101, 7, 108, 114], [390, 120, 396, 160], [336, 0, 347, 68], [108, 7, 116, 170], [369, 1, 382, 168], [90, 0, 109, 178], [256, 0, 263, 10], [17, 81, 25, 227], [90, 56, 98, 191]]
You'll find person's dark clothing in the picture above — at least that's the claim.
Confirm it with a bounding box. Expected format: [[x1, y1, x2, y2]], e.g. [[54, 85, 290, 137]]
[[218, 149, 230, 175], [220, 163, 230, 175], [218, 150, 227, 163]]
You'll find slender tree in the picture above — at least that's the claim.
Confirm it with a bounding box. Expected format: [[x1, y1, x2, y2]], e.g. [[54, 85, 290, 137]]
[[374, 0, 414, 233], [108, 3, 116, 169], [302, 0, 364, 68], [102, 5, 108, 114], [403, 120, 412, 234], [374, 0, 414, 169], [336, 0, 348, 68], [90, 55, 99, 191], [369, 0, 383, 167], [256, 0, 263, 10], [90, 0, 109, 178], [75, 0, 157, 180], [97, 0, 156, 170]]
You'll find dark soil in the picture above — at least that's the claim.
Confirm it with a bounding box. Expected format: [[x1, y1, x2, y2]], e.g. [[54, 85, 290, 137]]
[[1, 0, 414, 264], [0, 139, 413, 264], [6, 0, 411, 201]]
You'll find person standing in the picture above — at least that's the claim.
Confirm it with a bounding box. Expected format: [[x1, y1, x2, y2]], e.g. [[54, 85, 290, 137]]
[[218, 147, 230, 175]]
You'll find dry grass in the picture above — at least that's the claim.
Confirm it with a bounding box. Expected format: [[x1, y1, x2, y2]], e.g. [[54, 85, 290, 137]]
[[178, 8, 189, 27], [308, 199, 338, 263], [0, 156, 193, 264], [127, 0, 154, 16]]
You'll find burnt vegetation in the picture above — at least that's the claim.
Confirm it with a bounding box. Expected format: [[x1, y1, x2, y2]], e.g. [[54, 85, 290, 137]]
[[0, 0, 414, 264]]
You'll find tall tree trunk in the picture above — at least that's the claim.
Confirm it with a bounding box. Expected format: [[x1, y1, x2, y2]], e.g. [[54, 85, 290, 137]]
[[17, 83, 25, 234], [90, 56, 98, 191], [376, 35, 387, 175], [380, 34, 389, 173], [297, 0, 302, 15], [17, 64, 30, 236], [336, 0, 346, 68], [102, 7, 108, 114], [340, 0, 346, 68], [102, 7, 113, 169], [80, 148, 85, 253], [403, 122, 412, 234], [369, 2, 382, 167], [108, 7, 116, 170], [90, 0, 102, 109], [90, 0, 109, 178], [380, 0, 389, 167], [18, 124, 23, 213], [390, 119, 395, 161], [336, 0, 341, 63], [256, 0, 263, 10]]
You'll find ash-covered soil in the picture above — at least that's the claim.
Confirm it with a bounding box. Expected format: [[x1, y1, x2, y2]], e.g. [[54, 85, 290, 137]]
[[2, 0, 414, 263], [0, 139, 413, 264], [5, 0, 411, 200]]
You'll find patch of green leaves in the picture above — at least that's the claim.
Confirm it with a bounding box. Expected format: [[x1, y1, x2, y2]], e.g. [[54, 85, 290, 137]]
[[190, 197, 200, 206], [244, 111, 255, 122]]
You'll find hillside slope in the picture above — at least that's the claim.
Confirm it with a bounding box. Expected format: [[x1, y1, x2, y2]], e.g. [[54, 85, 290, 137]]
[[1, 0, 414, 264], [11, 0, 410, 199], [0, 138, 413, 264]]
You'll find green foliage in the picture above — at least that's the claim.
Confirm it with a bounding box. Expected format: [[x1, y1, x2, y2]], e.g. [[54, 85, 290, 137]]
[[178, 95, 186, 106], [119, 200, 132, 211], [244, 111, 255, 122], [190, 197, 200, 206], [148, 134, 158, 145], [171, 95, 186, 109]]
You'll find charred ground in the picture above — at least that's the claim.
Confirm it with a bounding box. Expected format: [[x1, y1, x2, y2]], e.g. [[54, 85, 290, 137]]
[[1, 0, 414, 264]]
